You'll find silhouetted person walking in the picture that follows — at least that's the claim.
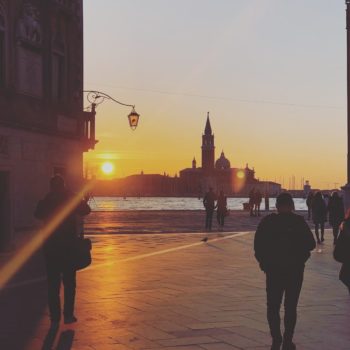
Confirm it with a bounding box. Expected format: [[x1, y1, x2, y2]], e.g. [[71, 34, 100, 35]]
[[35, 175, 91, 326], [254, 190, 263, 216], [334, 209, 350, 295], [249, 188, 255, 217], [254, 193, 316, 350], [311, 191, 327, 244], [328, 192, 344, 245], [306, 192, 313, 221], [216, 190, 227, 230], [203, 187, 216, 231]]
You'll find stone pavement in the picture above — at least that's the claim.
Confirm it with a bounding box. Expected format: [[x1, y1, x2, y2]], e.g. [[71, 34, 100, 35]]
[[1, 229, 350, 350]]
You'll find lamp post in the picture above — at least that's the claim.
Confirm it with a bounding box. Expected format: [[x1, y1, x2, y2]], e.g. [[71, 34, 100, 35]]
[[343, 1, 350, 209], [85, 90, 140, 130]]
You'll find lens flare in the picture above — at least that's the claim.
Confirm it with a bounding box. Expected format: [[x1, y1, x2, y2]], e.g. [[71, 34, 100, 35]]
[[101, 162, 114, 175], [0, 181, 95, 290]]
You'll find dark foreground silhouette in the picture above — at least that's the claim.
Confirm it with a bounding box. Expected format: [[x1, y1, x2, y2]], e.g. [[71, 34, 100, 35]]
[[254, 193, 316, 350]]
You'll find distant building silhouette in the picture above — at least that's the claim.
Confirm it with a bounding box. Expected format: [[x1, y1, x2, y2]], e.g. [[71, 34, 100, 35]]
[[179, 114, 280, 196]]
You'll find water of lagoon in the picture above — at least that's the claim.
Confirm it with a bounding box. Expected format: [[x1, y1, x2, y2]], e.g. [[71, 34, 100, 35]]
[[89, 197, 308, 211]]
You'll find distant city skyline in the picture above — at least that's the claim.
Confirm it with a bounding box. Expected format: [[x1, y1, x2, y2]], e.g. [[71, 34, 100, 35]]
[[84, 1, 347, 189]]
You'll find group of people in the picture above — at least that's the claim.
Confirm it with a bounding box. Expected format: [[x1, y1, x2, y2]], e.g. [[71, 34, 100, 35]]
[[255, 192, 350, 350], [203, 188, 228, 231], [306, 191, 344, 244]]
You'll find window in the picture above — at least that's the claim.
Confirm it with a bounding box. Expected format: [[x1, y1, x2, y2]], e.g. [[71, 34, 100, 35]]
[[0, 6, 6, 87]]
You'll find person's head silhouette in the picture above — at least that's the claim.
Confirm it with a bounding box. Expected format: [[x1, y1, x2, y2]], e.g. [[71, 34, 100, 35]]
[[50, 174, 65, 193], [276, 192, 294, 213]]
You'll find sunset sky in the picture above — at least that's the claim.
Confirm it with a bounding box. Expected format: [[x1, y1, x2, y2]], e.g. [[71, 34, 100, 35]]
[[84, 0, 347, 189]]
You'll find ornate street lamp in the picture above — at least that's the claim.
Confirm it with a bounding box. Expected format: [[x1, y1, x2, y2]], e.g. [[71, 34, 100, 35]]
[[84, 90, 140, 130]]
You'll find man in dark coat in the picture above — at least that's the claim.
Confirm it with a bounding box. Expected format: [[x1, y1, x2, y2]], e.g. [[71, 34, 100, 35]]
[[203, 187, 216, 231], [35, 175, 91, 326], [254, 193, 316, 350], [328, 192, 344, 245], [311, 191, 327, 244]]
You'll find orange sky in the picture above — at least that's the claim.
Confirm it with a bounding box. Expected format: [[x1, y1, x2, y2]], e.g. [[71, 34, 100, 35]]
[[84, 1, 347, 190]]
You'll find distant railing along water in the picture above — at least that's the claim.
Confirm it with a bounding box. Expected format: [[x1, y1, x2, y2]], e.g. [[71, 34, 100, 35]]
[[89, 197, 308, 211]]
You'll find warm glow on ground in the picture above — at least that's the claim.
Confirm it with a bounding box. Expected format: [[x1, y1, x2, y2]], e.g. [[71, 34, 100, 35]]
[[101, 162, 115, 175]]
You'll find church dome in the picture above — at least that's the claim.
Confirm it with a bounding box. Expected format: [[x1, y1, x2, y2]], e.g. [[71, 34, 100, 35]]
[[215, 151, 231, 170]]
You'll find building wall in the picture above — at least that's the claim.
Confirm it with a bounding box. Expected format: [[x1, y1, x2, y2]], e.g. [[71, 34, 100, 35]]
[[0, 126, 83, 231], [0, 1, 89, 247]]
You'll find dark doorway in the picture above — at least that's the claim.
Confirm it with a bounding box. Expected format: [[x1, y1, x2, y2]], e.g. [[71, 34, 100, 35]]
[[0, 171, 11, 250]]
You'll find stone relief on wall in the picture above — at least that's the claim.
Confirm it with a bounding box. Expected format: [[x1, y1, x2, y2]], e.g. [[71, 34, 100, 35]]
[[17, 1, 42, 45]]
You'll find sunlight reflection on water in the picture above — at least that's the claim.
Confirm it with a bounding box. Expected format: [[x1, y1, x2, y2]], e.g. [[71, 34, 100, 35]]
[[89, 197, 308, 211]]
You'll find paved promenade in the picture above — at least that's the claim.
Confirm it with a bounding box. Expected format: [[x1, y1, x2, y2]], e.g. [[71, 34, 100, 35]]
[[1, 229, 350, 350]]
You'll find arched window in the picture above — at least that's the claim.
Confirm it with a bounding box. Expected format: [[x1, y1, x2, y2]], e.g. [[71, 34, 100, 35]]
[[0, 4, 6, 86]]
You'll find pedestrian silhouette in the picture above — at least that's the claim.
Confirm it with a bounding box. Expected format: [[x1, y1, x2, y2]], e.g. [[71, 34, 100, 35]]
[[254, 192, 316, 350], [306, 192, 313, 221], [254, 190, 263, 216], [249, 188, 255, 217], [203, 187, 216, 231], [311, 191, 327, 244], [334, 209, 350, 294], [216, 190, 227, 231], [34, 175, 91, 327], [328, 192, 344, 245]]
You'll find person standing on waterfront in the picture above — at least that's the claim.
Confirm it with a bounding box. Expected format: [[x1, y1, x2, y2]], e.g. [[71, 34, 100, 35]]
[[311, 191, 327, 244], [265, 192, 270, 212], [255, 190, 263, 216], [328, 192, 344, 245], [249, 188, 255, 216], [216, 190, 227, 230], [306, 192, 314, 221], [254, 193, 316, 350], [34, 175, 91, 326], [203, 187, 216, 231]]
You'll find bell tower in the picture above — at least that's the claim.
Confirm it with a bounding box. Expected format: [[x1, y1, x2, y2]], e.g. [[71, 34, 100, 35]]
[[201, 112, 215, 172]]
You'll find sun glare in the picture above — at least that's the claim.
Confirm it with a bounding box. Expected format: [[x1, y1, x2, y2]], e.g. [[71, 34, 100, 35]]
[[101, 162, 114, 175]]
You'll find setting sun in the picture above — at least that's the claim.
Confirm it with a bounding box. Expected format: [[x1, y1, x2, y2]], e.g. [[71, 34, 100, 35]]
[[101, 162, 115, 175]]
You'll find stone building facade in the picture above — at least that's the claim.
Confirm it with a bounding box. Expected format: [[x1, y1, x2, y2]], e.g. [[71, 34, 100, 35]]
[[0, 0, 94, 248]]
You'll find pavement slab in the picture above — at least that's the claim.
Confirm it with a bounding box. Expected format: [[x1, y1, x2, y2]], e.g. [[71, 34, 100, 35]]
[[0, 229, 349, 349]]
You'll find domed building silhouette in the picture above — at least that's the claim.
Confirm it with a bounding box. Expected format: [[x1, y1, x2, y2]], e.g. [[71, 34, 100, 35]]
[[179, 113, 281, 196]]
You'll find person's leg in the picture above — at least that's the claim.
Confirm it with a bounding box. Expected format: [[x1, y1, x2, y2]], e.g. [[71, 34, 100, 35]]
[[283, 268, 304, 346], [333, 224, 339, 244], [315, 223, 320, 243], [321, 222, 325, 242], [307, 207, 311, 220], [45, 259, 62, 322], [208, 210, 213, 230], [221, 213, 225, 228], [205, 211, 209, 230], [62, 268, 77, 321], [266, 271, 285, 346]]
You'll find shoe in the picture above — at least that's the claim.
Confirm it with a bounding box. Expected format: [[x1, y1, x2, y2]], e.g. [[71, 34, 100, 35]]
[[271, 339, 282, 350], [64, 316, 77, 324], [321, 237, 324, 242], [282, 341, 296, 350], [201, 237, 208, 242]]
